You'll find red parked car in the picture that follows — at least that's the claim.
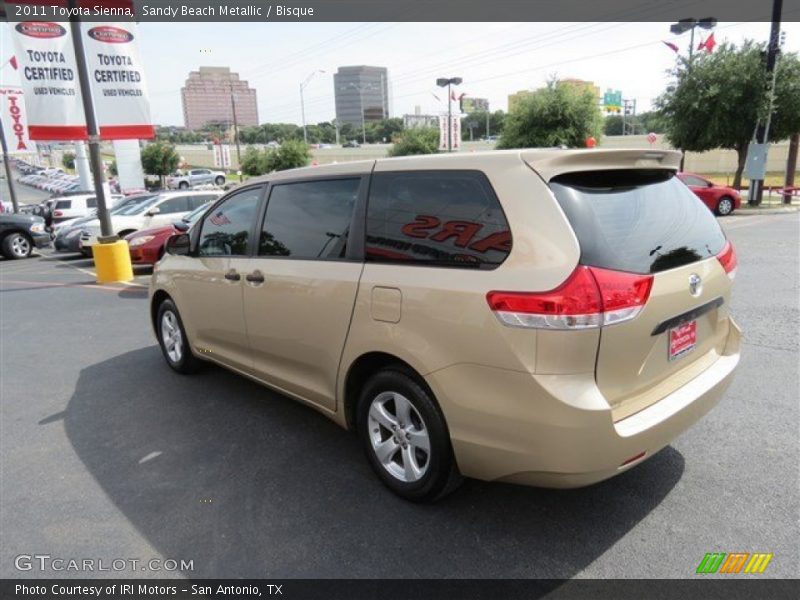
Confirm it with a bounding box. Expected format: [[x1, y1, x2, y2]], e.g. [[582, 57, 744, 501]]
[[123, 200, 214, 265], [678, 172, 741, 216]]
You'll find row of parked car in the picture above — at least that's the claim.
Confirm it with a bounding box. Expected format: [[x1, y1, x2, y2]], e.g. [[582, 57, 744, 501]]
[[14, 158, 86, 195], [53, 190, 223, 264]]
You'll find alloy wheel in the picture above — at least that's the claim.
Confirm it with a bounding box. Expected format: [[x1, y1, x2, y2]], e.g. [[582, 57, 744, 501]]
[[10, 235, 31, 258], [160, 310, 183, 363], [367, 391, 431, 483]]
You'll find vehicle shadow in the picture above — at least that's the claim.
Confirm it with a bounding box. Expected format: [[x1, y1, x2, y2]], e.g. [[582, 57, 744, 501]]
[[64, 347, 684, 579]]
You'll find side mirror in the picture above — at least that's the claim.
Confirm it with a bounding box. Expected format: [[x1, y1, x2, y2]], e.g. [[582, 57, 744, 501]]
[[173, 220, 190, 232], [707, 182, 714, 188], [145, 207, 161, 216], [165, 233, 191, 256]]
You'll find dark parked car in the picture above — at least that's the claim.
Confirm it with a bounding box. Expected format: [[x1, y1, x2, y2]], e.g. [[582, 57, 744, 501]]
[[0, 213, 51, 259]]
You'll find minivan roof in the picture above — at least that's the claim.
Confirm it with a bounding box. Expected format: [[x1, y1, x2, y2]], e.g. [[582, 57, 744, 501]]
[[246, 148, 682, 185]]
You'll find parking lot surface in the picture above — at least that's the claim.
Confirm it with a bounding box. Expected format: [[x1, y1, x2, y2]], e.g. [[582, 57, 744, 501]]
[[0, 212, 797, 579]]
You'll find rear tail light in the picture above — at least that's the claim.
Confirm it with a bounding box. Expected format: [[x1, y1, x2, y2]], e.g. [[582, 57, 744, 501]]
[[716, 240, 737, 280], [487, 266, 653, 330], [53, 210, 63, 217]]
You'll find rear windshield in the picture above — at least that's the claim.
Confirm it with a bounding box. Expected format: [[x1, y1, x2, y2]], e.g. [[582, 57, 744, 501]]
[[550, 170, 726, 274]]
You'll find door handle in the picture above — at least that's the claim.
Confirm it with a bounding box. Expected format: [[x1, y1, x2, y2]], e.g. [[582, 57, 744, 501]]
[[224, 269, 241, 281], [245, 270, 265, 284]]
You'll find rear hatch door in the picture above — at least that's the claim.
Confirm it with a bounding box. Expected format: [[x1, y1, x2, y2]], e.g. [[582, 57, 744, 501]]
[[549, 169, 733, 419]]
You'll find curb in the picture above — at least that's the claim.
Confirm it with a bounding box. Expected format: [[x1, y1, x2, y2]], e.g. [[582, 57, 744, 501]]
[[734, 206, 799, 216]]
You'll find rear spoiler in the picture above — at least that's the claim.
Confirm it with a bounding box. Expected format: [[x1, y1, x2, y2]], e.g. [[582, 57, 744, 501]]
[[521, 148, 682, 182]]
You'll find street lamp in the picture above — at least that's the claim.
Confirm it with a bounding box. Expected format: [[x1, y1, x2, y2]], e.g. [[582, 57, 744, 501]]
[[669, 18, 717, 69], [345, 81, 377, 145], [436, 77, 462, 152], [300, 69, 325, 144]]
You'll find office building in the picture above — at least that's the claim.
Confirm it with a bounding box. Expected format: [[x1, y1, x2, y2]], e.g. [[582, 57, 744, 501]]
[[181, 66, 259, 130], [334, 66, 389, 128]]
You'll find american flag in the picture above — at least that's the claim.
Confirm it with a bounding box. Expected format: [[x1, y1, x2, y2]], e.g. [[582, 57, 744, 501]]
[[209, 212, 230, 226]]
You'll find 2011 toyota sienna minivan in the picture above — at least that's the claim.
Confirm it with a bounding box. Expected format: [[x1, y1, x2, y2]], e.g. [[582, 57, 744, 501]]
[[149, 149, 741, 502]]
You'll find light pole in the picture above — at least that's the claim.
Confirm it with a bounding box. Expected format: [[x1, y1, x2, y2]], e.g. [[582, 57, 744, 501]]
[[300, 70, 325, 144], [669, 18, 716, 169], [436, 77, 462, 152], [345, 82, 377, 145], [229, 84, 242, 181]]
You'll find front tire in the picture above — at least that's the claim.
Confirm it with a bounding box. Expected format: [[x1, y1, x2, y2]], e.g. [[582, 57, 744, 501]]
[[716, 195, 735, 216], [178, 181, 189, 189], [2, 233, 33, 259], [156, 299, 202, 374], [214, 176, 225, 186], [357, 368, 461, 502]]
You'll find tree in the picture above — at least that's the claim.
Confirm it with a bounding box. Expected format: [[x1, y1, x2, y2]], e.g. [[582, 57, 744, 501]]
[[140, 141, 180, 187], [266, 139, 310, 171], [656, 40, 800, 188], [389, 127, 439, 157], [498, 80, 602, 149], [240, 146, 269, 176], [461, 110, 506, 140], [108, 160, 118, 177], [62, 151, 75, 170]]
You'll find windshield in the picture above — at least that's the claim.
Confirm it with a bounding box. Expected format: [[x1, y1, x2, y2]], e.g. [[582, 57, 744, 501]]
[[550, 170, 726, 274]]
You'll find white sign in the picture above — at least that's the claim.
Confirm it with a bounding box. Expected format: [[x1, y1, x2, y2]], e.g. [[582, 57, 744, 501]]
[[112, 139, 145, 192], [451, 116, 461, 151], [213, 144, 232, 169], [438, 115, 461, 151], [82, 22, 154, 139], [0, 87, 37, 154], [11, 21, 87, 140]]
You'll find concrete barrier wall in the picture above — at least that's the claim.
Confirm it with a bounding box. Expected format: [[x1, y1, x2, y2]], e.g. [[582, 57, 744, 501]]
[[172, 137, 797, 179]]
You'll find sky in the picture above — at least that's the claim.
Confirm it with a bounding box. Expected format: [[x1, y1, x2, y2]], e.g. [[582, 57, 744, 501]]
[[2, 20, 799, 127]]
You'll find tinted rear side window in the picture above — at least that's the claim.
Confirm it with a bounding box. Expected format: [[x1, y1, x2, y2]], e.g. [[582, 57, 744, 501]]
[[366, 170, 511, 269], [55, 200, 71, 209], [260, 178, 360, 259], [550, 170, 726, 274]]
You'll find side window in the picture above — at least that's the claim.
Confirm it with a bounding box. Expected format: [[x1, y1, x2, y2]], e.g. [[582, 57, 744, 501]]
[[366, 171, 511, 268], [86, 197, 97, 208], [54, 200, 71, 209], [188, 194, 215, 210], [157, 196, 190, 214], [190, 170, 200, 176], [682, 175, 707, 187], [198, 187, 262, 257], [259, 178, 360, 259]]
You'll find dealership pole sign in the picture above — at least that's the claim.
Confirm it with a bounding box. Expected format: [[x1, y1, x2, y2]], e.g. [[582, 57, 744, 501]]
[[0, 87, 37, 154], [11, 18, 154, 140]]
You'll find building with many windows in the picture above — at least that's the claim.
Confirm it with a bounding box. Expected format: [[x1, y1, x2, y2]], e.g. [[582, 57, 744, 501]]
[[181, 66, 259, 130], [333, 66, 389, 128]]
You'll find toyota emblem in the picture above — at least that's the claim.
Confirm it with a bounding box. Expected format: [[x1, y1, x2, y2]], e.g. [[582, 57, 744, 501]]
[[689, 273, 702, 297]]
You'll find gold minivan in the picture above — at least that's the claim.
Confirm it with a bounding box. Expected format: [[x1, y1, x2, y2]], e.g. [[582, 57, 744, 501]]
[[150, 149, 741, 501]]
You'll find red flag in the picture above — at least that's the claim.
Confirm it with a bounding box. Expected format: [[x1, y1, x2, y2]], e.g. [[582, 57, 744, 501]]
[[9, 56, 18, 70], [458, 92, 467, 100], [450, 90, 457, 101], [701, 33, 716, 53], [662, 41, 679, 53]]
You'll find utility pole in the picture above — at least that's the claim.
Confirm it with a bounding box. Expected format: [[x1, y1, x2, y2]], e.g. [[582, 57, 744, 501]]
[[68, 0, 112, 239], [486, 111, 490, 139], [0, 119, 20, 213], [749, 0, 783, 206], [229, 86, 242, 181]]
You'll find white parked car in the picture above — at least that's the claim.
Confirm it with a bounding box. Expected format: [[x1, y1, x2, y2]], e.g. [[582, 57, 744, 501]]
[[79, 190, 223, 255], [51, 193, 125, 226], [166, 168, 226, 189]]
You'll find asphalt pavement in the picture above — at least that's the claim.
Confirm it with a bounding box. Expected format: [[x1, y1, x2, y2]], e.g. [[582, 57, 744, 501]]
[[0, 212, 797, 580]]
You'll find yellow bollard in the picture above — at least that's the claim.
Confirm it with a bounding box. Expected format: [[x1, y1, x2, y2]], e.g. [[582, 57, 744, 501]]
[[91, 240, 134, 284]]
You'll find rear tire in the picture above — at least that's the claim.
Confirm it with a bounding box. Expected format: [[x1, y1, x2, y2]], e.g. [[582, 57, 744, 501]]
[[179, 181, 189, 189], [156, 299, 202, 374], [2, 232, 33, 259], [214, 176, 225, 186], [357, 368, 462, 502], [716, 195, 735, 216]]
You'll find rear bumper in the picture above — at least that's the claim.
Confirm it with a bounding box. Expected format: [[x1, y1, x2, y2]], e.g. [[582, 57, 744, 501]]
[[129, 246, 160, 264], [426, 317, 741, 488]]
